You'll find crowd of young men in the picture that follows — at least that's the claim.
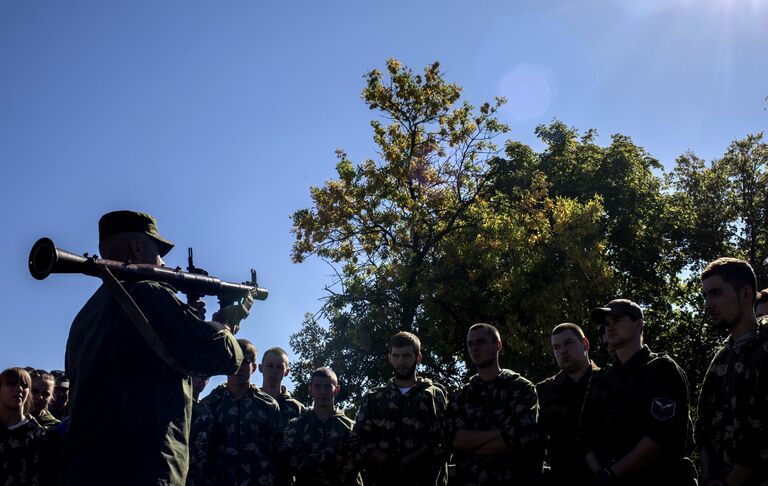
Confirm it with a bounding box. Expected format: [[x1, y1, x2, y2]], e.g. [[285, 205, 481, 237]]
[[2, 210, 767, 486]]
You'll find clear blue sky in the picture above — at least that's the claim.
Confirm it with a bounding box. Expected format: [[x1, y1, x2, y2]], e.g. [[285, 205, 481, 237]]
[[2, 0, 766, 395]]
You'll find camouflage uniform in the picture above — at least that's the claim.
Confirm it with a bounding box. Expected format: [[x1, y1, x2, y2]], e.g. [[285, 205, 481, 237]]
[[62, 280, 243, 486], [445, 369, 541, 486], [0, 415, 45, 486], [579, 345, 694, 486], [202, 383, 281, 486], [272, 388, 304, 485], [696, 322, 768, 483], [274, 387, 305, 427], [280, 409, 363, 486], [33, 409, 60, 429], [350, 377, 448, 486], [536, 361, 599, 485], [186, 400, 214, 486]]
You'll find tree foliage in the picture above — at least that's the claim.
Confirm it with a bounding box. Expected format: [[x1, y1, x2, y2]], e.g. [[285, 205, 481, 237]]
[[289, 60, 768, 406]]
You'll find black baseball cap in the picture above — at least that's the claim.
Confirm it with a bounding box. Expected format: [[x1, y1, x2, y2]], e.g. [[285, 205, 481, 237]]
[[99, 210, 174, 257], [590, 299, 643, 324]]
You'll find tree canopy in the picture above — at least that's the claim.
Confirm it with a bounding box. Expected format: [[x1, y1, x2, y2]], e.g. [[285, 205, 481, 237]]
[[289, 59, 768, 406]]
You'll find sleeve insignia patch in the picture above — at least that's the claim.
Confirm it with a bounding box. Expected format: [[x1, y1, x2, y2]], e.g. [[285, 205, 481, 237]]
[[651, 397, 676, 421]]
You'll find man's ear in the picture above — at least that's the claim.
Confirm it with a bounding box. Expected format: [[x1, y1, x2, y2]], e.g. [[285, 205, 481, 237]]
[[129, 238, 143, 260], [582, 336, 590, 352], [257, 363, 263, 373], [333, 384, 340, 396], [416, 353, 423, 365], [283, 366, 290, 377]]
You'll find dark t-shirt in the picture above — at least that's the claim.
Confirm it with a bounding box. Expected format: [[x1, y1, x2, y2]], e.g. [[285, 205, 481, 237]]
[[579, 346, 692, 486], [536, 361, 598, 483]]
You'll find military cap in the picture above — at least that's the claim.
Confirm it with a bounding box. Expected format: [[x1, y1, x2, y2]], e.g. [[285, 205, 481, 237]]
[[99, 210, 174, 257], [590, 299, 643, 324]]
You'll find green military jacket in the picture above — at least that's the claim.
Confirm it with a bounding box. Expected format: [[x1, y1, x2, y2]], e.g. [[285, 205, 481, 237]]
[[62, 281, 243, 486], [33, 409, 60, 430], [280, 409, 362, 486], [579, 346, 693, 486], [350, 376, 448, 486], [536, 361, 599, 484], [202, 383, 281, 486], [0, 415, 45, 486], [696, 322, 768, 483], [446, 369, 541, 486], [274, 387, 305, 427], [186, 400, 214, 486]]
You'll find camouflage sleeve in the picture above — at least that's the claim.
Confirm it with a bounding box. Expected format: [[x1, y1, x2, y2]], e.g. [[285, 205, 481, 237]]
[[732, 348, 768, 469], [280, 418, 329, 474], [694, 354, 718, 449], [428, 387, 449, 454], [443, 389, 465, 449], [348, 393, 377, 464], [499, 379, 539, 453]]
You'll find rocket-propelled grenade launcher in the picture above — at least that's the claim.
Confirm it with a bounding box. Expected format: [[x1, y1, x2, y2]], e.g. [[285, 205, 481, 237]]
[[28, 237, 268, 307]]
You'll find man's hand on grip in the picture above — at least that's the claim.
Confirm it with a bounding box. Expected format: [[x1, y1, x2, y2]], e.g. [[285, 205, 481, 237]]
[[212, 293, 254, 335]]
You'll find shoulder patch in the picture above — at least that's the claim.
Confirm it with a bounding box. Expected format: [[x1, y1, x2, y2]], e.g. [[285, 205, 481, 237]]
[[651, 397, 676, 421]]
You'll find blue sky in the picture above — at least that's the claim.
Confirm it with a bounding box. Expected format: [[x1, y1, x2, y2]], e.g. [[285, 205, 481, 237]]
[[2, 0, 766, 394]]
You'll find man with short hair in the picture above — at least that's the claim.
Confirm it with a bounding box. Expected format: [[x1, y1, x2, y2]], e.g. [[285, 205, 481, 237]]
[[350, 331, 448, 486], [536, 323, 599, 485], [697, 258, 768, 485], [280, 367, 362, 486], [755, 288, 768, 319], [446, 323, 541, 485], [579, 299, 695, 485], [260, 347, 304, 485], [260, 347, 305, 426], [62, 210, 245, 486], [48, 370, 69, 421], [29, 370, 60, 429], [203, 339, 281, 486]]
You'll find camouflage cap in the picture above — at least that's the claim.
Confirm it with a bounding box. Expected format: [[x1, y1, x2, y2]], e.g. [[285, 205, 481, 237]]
[[590, 299, 643, 324], [99, 210, 174, 257]]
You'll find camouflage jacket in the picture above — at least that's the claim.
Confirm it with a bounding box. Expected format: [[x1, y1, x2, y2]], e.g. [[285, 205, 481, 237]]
[[0, 415, 45, 486], [186, 400, 214, 486], [536, 361, 599, 484], [579, 346, 693, 486], [202, 384, 281, 486], [350, 376, 448, 486], [33, 409, 60, 430], [62, 281, 242, 486], [696, 323, 768, 482], [273, 388, 305, 427], [446, 369, 541, 486], [280, 409, 362, 486]]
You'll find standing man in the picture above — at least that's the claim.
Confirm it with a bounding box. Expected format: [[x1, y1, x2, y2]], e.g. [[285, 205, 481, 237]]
[[280, 367, 362, 486], [697, 258, 768, 485], [203, 339, 281, 486], [260, 347, 305, 426], [48, 371, 69, 421], [579, 299, 695, 485], [446, 323, 541, 485], [260, 347, 304, 485], [350, 331, 448, 486], [536, 323, 599, 485], [29, 370, 60, 429], [62, 210, 245, 486]]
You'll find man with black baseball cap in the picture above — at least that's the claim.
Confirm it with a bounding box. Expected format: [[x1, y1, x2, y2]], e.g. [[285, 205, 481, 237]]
[[61, 210, 246, 486], [578, 298, 696, 485]]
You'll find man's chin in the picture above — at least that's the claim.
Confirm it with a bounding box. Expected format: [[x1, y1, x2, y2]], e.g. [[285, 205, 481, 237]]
[[394, 372, 415, 380]]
